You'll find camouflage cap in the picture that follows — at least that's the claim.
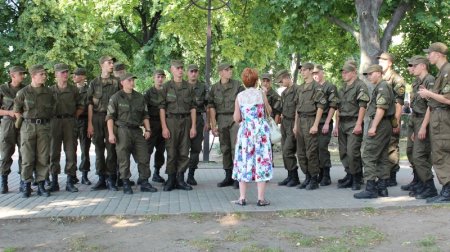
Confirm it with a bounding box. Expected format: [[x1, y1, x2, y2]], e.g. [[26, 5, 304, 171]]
[[423, 42, 448, 55], [9, 66, 26, 73], [217, 62, 233, 72], [274, 69, 289, 83], [312, 64, 324, 73], [54, 63, 69, 73], [113, 62, 126, 71], [153, 69, 166, 76], [99, 56, 116, 65], [406, 55, 420, 64], [300, 62, 314, 70], [341, 62, 357, 72], [408, 55, 429, 66], [170, 60, 184, 68], [377, 52, 394, 62], [188, 64, 199, 71], [73, 67, 87, 76], [29, 64, 47, 75], [120, 73, 137, 82], [261, 73, 271, 80], [363, 64, 383, 75]]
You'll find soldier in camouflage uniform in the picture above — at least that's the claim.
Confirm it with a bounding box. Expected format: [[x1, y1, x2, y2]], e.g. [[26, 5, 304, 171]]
[[113, 62, 126, 79], [260, 73, 282, 124], [0, 66, 26, 194], [378, 52, 406, 186]]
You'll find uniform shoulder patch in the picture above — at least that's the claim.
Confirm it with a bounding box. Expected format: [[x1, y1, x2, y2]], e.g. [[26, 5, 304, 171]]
[[442, 85, 450, 94], [376, 96, 387, 105]]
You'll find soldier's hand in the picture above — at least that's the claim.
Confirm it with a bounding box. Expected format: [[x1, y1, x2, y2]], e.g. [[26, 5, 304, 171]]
[[162, 128, 171, 139], [418, 126, 427, 140], [144, 131, 151, 140], [109, 134, 116, 144], [410, 133, 415, 142], [190, 127, 197, 139], [322, 124, 329, 134], [368, 127, 376, 137], [8, 110, 16, 118], [212, 127, 219, 137], [87, 124, 94, 138], [393, 126, 400, 135], [332, 127, 338, 137], [352, 124, 362, 135], [309, 125, 318, 135], [275, 116, 281, 124]]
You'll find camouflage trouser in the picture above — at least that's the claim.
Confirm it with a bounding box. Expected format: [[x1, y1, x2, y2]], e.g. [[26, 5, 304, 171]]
[[116, 127, 150, 181], [0, 118, 21, 176], [76, 117, 91, 172], [49, 117, 77, 176], [429, 109, 450, 186], [217, 114, 239, 170], [318, 122, 332, 169], [147, 118, 165, 169], [338, 118, 363, 175], [165, 116, 191, 175], [296, 115, 320, 177], [187, 113, 204, 170], [280, 117, 297, 171], [92, 112, 117, 176]]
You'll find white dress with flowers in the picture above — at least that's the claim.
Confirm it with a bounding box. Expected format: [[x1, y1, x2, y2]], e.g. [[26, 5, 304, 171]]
[[232, 88, 273, 182]]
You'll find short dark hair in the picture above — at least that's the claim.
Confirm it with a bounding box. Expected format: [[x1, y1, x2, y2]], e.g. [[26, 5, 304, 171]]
[[241, 68, 259, 88]]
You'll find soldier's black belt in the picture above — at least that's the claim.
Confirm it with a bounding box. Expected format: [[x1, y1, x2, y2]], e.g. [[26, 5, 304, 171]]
[[297, 113, 316, 118], [430, 107, 450, 112], [282, 115, 294, 120], [149, 116, 160, 121], [217, 112, 234, 115], [55, 114, 73, 119], [77, 115, 88, 119], [412, 112, 424, 118], [116, 124, 140, 129], [94, 111, 107, 115], [339, 116, 357, 121], [369, 116, 392, 120], [167, 113, 190, 119], [24, 118, 50, 124]]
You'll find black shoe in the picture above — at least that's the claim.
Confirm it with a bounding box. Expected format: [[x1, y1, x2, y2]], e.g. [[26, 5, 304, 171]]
[[45, 177, 52, 187], [306, 176, 319, 190], [72, 175, 79, 184], [354, 180, 378, 199], [49, 178, 60, 192], [234, 199, 246, 206], [81, 171, 92, 185], [117, 178, 123, 187], [176, 173, 193, 191], [163, 174, 176, 191], [152, 167, 166, 183], [286, 169, 300, 187], [107, 176, 118, 191], [91, 175, 107, 191], [426, 184, 450, 203], [22, 182, 31, 198], [351, 173, 362, 191], [66, 176, 79, 192], [1, 175, 8, 194], [122, 179, 133, 194], [319, 167, 331, 186], [297, 173, 311, 189], [377, 179, 389, 197], [140, 181, 157, 192], [415, 179, 438, 199], [401, 170, 419, 191], [257, 199, 270, 206], [338, 174, 353, 189], [278, 170, 292, 186], [187, 168, 197, 186], [233, 180, 239, 189], [37, 181, 50, 197], [217, 169, 234, 187], [388, 171, 398, 187], [338, 173, 351, 184]]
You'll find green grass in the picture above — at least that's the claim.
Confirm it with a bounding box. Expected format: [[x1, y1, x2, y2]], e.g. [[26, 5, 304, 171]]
[[346, 226, 385, 247], [142, 214, 169, 222], [362, 207, 378, 215], [225, 228, 254, 242], [69, 235, 103, 252], [188, 212, 205, 222], [3, 248, 18, 252], [240, 244, 283, 252], [189, 238, 217, 252]]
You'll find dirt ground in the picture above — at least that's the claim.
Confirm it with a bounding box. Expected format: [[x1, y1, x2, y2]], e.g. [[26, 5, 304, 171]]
[[1, 205, 449, 252]]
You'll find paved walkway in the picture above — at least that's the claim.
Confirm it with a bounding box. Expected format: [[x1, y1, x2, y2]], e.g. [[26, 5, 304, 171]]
[[0, 150, 441, 219]]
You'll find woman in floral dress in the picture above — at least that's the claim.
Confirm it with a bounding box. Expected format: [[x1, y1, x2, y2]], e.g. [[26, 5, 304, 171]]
[[232, 68, 273, 206]]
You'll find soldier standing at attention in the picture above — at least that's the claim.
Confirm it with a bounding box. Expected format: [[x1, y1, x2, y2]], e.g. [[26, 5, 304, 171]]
[[106, 73, 157, 194], [378, 52, 406, 186], [144, 69, 166, 184], [312, 65, 338, 186], [0, 66, 26, 194], [260, 73, 282, 124], [209, 63, 244, 188], [333, 61, 369, 190], [48, 63, 84, 193], [87, 56, 120, 191], [275, 69, 300, 187], [418, 42, 450, 203], [159, 60, 197, 191], [14, 65, 54, 198], [186, 64, 209, 186], [354, 64, 395, 199], [294, 63, 327, 190], [73, 67, 92, 185]]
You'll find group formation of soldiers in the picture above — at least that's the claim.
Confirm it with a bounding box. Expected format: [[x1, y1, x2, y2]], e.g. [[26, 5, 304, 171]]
[[0, 41, 449, 204]]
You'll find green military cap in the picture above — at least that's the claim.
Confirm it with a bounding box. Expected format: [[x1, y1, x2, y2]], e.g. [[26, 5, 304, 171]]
[[170, 60, 184, 68], [377, 52, 394, 62], [73, 67, 87, 76], [29, 64, 47, 75], [312, 64, 324, 73], [217, 62, 233, 72], [341, 62, 357, 72], [154, 69, 166, 76], [423, 42, 448, 55], [54, 63, 69, 72], [114, 62, 126, 71], [9, 66, 26, 73], [120, 73, 137, 81], [274, 69, 289, 83], [261, 73, 271, 80], [406, 55, 419, 64], [300, 62, 314, 70], [408, 55, 429, 65], [188, 64, 199, 71], [99, 55, 116, 65], [363, 64, 383, 75]]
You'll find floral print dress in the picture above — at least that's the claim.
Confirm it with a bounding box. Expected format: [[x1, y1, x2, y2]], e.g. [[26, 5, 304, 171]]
[[232, 88, 273, 182]]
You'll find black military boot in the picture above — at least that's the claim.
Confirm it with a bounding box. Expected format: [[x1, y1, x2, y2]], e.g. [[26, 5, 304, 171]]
[[45, 175, 52, 187], [91, 175, 107, 191], [107, 175, 119, 191], [306, 175, 319, 190], [49, 173, 60, 192], [140, 180, 157, 192], [1, 175, 8, 194], [409, 181, 425, 197], [152, 167, 166, 183], [338, 172, 351, 184], [415, 179, 438, 199], [401, 170, 419, 191], [233, 180, 240, 189], [286, 169, 300, 187], [72, 174, 79, 184], [217, 169, 234, 187], [163, 174, 176, 191], [66, 175, 79, 192], [338, 174, 353, 188], [377, 179, 389, 197], [278, 170, 292, 186], [187, 168, 197, 186], [122, 179, 133, 194], [388, 171, 398, 187], [22, 182, 31, 198], [354, 180, 378, 199], [37, 181, 50, 197], [351, 173, 362, 191], [297, 172, 311, 189], [176, 173, 193, 190], [116, 173, 123, 187], [81, 171, 92, 185], [426, 183, 450, 203], [320, 167, 331, 186], [317, 168, 323, 184]]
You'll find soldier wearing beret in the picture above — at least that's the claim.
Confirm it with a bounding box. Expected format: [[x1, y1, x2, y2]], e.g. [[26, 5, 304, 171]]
[[333, 61, 369, 190], [87, 56, 121, 191], [378, 52, 406, 186], [144, 69, 167, 184], [354, 64, 395, 199], [106, 73, 157, 194], [312, 64, 338, 186], [14, 65, 55, 198], [417, 42, 450, 203], [48, 63, 84, 193], [208, 62, 244, 188], [275, 69, 301, 187], [293, 63, 327, 190], [0, 66, 26, 194], [159, 60, 197, 191]]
